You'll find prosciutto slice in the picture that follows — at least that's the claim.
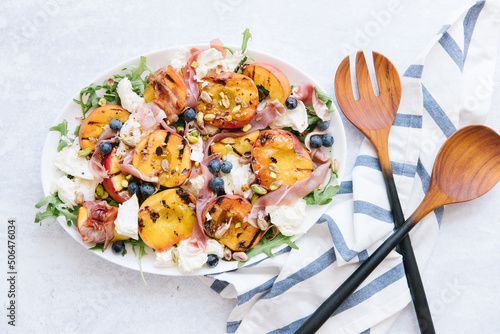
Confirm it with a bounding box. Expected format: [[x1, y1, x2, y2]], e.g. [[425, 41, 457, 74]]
[[188, 154, 220, 249], [292, 84, 330, 121], [116, 148, 159, 183], [80, 201, 118, 249], [181, 48, 203, 108], [147, 67, 186, 123], [210, 38, 228, 57], [134, 102, 171, 132], [88, 125, 119, 182], [248, 151, 331, 227]]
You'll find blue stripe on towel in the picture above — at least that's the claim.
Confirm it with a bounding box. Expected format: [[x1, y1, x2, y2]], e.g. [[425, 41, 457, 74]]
[[322, 214, 361, 262], [227, 320, 242, 333], [358, 250, 369, 262], [269, 263, 405, 333], [354, 155, 417, 178], [354, 201, 393, 224], [402, 65, 423, 79], [237, 276, 278, 305], [210, 280, 229, 294], [338, 180, 353, 195], [439, 32, 464, 70], [262, 248, 336, 300], [438, 24, 451, 34], [332, 262, 405, 316], [422, 85, 456, 137], [393, 114, 423, 129], [463, 1, 485, 62]]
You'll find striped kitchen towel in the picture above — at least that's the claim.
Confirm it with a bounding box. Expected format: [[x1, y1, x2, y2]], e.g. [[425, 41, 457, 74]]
[[200, 1, 500, 333]]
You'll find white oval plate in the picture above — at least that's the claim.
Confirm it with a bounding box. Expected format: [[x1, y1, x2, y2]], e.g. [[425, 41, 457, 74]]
[[41, 45, 347, 276]]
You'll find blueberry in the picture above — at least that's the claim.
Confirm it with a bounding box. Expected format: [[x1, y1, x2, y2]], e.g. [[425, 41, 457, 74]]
[[209, 177, 224, 192], [112, 241, 125, 255], [316, 119, 330, 131], [206, 254, 219, 268], [140, 182, 155, 196], [109, 118, 123, 131], [99, 142, 112, 155], [285, 97, 298, 109], [310, 136, 323, 149], [183, 108, 196, 122], [208, 160, 222, 174], [322, 134, 334, 147], [221, 161, 233, 174], [128, 182, 139, 195]]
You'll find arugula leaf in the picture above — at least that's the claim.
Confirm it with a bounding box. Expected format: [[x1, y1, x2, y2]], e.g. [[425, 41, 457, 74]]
[[306, 109, 320, 127], [89, 244, 105, 252], [124, 239, 149, 286], [257, 84, 269, 102], [314, 87, 334, 111], [49, 120, 73, 152], [237, 231, 299, 268], [241, 28, 252, 53], [74, 56, 152, 117], [34, 193, 79, 227], [304, 172, 340, 205]]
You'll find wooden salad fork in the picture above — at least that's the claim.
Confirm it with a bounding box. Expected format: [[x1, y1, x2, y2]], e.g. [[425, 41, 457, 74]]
[[297, 125, 500, 333], [333, 51, 435, 333]]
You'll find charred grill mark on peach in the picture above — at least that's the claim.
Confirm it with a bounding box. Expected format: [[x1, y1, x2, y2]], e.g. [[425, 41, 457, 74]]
[[176, 189, 193, 205]]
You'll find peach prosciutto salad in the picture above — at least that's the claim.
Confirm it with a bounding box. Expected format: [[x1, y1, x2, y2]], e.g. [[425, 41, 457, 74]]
[[35, 30, 340, 275]]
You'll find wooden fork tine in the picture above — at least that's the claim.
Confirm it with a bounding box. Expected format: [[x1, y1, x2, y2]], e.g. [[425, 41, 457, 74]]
[[355, 51, 377, 100], [373, 51, 402, 103], [334, 55, 356, 103]]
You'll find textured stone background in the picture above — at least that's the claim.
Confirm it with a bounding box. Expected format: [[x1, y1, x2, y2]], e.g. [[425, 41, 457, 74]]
[[1, 0, 499, 333]]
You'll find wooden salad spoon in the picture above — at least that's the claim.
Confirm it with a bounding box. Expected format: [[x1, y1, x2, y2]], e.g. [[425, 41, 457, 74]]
[[334, 50, 434, 333], [296, 125, 500, 333]]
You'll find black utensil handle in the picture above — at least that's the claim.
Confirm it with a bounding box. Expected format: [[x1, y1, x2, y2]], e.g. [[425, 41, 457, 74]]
[[296, 220, 414, 334], [384, 172, 436, 334]]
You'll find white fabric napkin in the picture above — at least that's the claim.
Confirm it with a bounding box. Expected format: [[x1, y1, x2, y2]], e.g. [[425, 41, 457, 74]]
[[200, 1, 500, 333]]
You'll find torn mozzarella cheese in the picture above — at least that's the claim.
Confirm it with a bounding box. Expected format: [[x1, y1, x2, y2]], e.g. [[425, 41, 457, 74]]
[[169, 47, 191, 71], [54, 141, 94, 180], [181, 174, 205, 198], [270, 100, 308, 133], [221, 153, 253, 199], [119, 116, 145, 147], [266, 198, 307, 236], [117, 77, 145, 113], [177, 239, 208, 273], [114, 194, 139, 240], [205, 238, 224, 258], [155, 247, 178, 268], [51, 176, 99, 208], [194, 48, 244, 81]]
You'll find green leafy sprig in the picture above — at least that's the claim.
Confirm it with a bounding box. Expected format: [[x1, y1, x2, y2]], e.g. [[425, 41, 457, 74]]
[[34, 193, 79, 227], [314, 87, 334, 112], [73, 56, 152, 117], [304, 172, 340, 206], [237, 230, 299, 268]]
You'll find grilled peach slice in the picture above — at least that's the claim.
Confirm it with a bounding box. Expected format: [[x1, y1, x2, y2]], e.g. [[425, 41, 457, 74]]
[[252, 129, 313, 191], [76, 206, 129, 242], [79, 105, 130, 153], [242, 63, 291, 104], [145, 65, 187, 123], [203, 195, 264, 252], [132, 130, 191, 187], [138, 188, 196, 250], [196, 72, 258, 129], [102, 148, 131, 203], [210, 131, 260, 157]]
